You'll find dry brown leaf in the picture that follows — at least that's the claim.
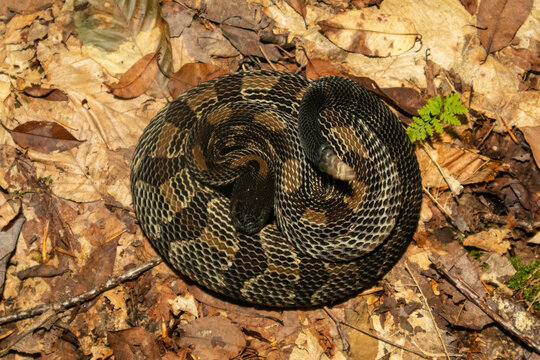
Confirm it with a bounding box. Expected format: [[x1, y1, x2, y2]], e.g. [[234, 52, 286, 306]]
[[460, 0, 477, 15], [318, 8, 418, 56], [178, 317, 246, 360], [477, 0, 534, 54], [520, 126, 540, 169], [23, 86, 68, 101], [305, 58, 342, 79], [418, 143, 509, 189], [169, 63, 229, 98], [463, 229, 511, 255], [74, 238, 119, 298], [107, 327, 161, 360], [284, 0, 306, 18], [0, 216, 25, 295], [8, 121, 83, 154], [106, 52, 159, 99], [221, 24, 281, 61], [3, 11, 40, 44]]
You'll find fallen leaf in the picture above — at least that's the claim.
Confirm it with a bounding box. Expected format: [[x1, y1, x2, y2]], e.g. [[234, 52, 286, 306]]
[[305, 58, 342, 79], [0, 192, 20, 229], [178, 317, 246, 360], [17, 264, 66, 280], [107, 327, 161, 360], [520, 126, 540, 169], [477, 0, 534, 54], [528, 231, 540, 245], [460, 0, 477, 15], [318, 8, 418, 56], [463, 229, 511, 255], [284, 0, 306, 18], [106, 52, 159, 99], [169, 63, 229, 98], [73, 0, 173, 90], [418, 143, 509, 189], [8, 121, 83, 154], [74, 238, 119, 300], [0, 216, 25, 295], [23, 86, 69, 101], [221, 24, 281, 61]]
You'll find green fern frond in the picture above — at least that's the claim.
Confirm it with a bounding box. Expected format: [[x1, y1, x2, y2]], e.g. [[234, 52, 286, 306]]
[[406, 93, 468, 142]]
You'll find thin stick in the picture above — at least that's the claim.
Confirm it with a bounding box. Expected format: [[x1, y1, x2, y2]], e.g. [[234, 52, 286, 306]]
[[258, 45, 278, 71], [0, 257, 162, 325], [405, 262, 451, 360], [323, 307, 350, 353], [430, 257, 540, 355]]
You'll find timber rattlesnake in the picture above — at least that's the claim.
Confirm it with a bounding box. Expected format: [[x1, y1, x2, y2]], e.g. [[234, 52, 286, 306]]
[[131, 70, 422, 307]]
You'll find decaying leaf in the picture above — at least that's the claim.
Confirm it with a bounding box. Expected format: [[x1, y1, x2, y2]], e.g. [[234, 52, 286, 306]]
[[0, 216, 25, 296], [477, 0, 534, 54], [463, 229, 511, 255], [73, 0, 172, 94], [8, 121, 83, 154], [106, 52, 159, 99], [318, 8, 418, 56], [418, 143, 509, 189], [169, 63, 229, 98], [107, 327, 161, 360], [178, 317, 246, 360], [221, 24, 281, 61]]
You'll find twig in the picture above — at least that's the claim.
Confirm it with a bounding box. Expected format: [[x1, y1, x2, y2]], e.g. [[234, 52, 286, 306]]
[[323, 307, 350, 353], [0, 256, 162, 325], [405, 262, 451, 360], [258, 45, 278, 71], [430, 257, 540, 355]]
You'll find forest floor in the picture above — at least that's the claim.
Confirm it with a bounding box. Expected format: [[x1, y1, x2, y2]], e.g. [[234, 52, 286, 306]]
[[0, 0, 538, 359]]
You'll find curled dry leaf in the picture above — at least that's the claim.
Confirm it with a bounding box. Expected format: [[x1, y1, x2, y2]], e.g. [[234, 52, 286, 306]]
[[318, 8, 418, 56], [106, 52, 159, 99], [477, 0, 534, 54], [178, 317, 246, 360], [23, 86, 68, 101], [8, 121, 83, 154], [169, 63, 229, 98]]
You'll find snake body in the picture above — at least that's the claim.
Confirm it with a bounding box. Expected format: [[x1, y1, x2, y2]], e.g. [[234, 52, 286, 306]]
[[131, 70, 422, 307]]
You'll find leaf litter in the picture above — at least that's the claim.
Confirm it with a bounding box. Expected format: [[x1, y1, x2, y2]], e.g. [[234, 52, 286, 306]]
[[0, 0, 539, 359]]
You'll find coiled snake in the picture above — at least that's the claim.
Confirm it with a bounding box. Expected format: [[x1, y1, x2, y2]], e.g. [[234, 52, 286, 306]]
[[131, 70, 422, 307]]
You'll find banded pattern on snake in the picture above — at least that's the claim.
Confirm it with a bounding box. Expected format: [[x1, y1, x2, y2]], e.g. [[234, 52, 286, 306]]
[[131, 70, 422, 307]]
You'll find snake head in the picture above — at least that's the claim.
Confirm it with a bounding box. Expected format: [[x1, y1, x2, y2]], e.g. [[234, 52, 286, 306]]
[[230, 166, 274, 235]]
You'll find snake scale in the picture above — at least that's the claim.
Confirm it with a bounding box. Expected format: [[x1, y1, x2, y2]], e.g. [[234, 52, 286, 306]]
[[131, 70, 422, 307]]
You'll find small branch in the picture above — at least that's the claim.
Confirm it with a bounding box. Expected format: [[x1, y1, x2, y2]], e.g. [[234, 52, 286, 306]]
[[430, 257, 540, 355], [0, 256, 162, 325], [405, 262, 451, 360]]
